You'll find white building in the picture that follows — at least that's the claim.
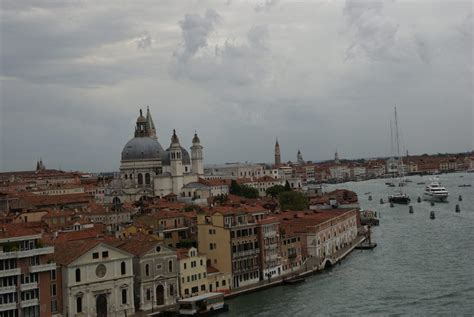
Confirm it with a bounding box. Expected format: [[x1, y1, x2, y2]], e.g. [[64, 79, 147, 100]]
[[53, 240, 135, 317], [105, 108, 204, 203], [115, 240, 179, 312]]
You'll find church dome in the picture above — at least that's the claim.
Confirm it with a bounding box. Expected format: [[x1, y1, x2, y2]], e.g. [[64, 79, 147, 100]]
[[161, 146, 191, 166], [121, 137, 164, 161]]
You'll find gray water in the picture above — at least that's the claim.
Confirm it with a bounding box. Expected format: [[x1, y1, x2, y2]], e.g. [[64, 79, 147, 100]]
[[224, 172, 474, 316]]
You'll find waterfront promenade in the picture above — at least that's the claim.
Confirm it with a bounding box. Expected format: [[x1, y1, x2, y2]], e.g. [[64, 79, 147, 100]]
[[225, 233, 367, 299]]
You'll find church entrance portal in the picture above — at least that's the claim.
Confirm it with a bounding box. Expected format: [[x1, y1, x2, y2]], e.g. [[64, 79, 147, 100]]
[[156, 285, 164, 306], [96, 294, 107, 317]]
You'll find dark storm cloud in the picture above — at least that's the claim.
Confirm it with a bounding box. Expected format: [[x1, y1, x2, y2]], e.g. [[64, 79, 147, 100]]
[[0, 1, 472, 172]]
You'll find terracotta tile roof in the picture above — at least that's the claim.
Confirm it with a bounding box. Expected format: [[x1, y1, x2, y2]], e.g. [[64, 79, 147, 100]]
[[51, 239, 103, 265], [114, 239, 159, 257], [44, 227, 106, 243], [176, 248, 190, 260], [204, 205, 267, 216], [206, 265, 219, 274], [20, 193, 93, 208], [276, 210, 348, 236], [0, 222, 44, 239], [198, 178, 230, 187]]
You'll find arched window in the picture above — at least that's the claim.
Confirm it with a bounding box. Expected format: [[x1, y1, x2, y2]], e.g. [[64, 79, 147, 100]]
[[138, 173, 143, 185], [76, 296, 82, 313], [168, 260, 173, 273], [145, 264, 150, 276], [75, 268, 81, 282], [121, 261, 126, 275], [145, 173, 150, 185]]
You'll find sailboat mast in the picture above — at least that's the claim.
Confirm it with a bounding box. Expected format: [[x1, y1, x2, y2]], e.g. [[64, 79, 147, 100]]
[[394, 107, 404, 177], [390, 119, 394, 157]]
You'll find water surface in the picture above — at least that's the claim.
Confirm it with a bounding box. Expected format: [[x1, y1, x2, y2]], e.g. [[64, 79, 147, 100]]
[[224, 172, 474, 316]]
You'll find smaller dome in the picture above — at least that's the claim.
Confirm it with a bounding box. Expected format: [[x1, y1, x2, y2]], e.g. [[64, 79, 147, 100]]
[[192, 133, 200, 144], [136, 115, 146, 123]]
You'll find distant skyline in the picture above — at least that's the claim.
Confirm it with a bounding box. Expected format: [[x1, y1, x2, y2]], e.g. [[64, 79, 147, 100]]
[[1, 1, 473, 172]]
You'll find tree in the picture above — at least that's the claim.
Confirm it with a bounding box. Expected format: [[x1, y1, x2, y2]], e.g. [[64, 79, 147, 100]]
[[284, 180, 292, 191], [266, 185, 286, 198], [184, 205, 203, 212], [214, 194, 228, 204], [240, 185, 259, 199], [278, 191, 308, 211], [230, 180, 241, 195], [229, 180, 259, 198]]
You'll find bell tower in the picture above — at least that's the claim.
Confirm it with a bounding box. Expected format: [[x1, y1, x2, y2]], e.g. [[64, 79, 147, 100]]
[[169, 129, 183, 193], [274, 138, 281, 166], [191, 132, 204, 175]]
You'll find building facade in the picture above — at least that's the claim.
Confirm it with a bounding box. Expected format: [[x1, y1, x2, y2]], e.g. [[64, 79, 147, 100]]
[[0, 225, 57, 317], [115, 240, 179, 313], [53, 241, 135, 317]]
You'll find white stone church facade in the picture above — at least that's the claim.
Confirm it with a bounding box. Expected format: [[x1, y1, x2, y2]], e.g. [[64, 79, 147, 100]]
[[106, 108, 204, 203]]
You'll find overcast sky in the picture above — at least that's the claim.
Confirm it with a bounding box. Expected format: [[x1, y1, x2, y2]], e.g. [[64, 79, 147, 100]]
[[1, 0, 472, 172]]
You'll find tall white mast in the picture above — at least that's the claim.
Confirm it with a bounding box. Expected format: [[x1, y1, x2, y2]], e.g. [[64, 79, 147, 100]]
[[394, 106, 404, 178]]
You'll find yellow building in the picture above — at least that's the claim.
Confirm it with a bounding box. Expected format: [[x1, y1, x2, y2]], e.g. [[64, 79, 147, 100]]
[[197, 206, 266, 288], [177, 247, 208, 297], [206, 266, 231, 294]]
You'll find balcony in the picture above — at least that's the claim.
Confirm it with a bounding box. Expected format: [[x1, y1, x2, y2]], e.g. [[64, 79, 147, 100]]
[[20, 282, 38, 291], [0, 246, 55, 259], [232, 249, 260, 259], [29, 262, 56, 273], [0, 285, 16, 295], [0, 268, 21, 277], [20, 298, 39, 308], [0, 302, 17, 312]]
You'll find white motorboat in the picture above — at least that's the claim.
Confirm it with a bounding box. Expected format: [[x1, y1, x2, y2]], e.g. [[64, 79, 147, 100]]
[[423, 177, 449, 202]]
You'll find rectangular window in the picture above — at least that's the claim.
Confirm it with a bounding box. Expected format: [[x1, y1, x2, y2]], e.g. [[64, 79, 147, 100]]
[[121, 289, 127, 304], [50, 270, 56, 281], [102, 251, 109, 258], [51, 284, 57, 296], [92, 252, 99, 259], [51, 299, 58, 313], [201, 284, 206, 291]]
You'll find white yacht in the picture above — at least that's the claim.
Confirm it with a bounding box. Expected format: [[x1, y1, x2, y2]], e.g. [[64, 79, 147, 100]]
[[423, 177, 449, 202]]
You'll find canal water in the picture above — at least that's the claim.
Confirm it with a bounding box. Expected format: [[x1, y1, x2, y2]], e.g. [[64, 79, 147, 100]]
[[223, 172, 474, 316]]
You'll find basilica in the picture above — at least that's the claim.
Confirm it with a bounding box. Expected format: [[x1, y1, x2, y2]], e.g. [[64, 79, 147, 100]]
[[106, 108, 204, 203]]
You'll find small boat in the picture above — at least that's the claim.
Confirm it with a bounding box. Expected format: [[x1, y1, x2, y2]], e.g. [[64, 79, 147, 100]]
[[355, 242, 377, 250], [178, 292, 229, 316], [364, 192, 371, 195], [458, 184, 472, 187], [417, 182, 426, 185], [388, 192, 411, 204], [283, 276, 306, 285], [423, 177, 449, 202], [430, 211, 435, 219], [387, 183, 396, 187], [359, 209, 380, 226]]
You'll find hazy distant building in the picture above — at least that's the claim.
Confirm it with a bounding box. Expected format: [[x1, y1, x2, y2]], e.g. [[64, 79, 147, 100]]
[[105, 108, 204, 203], [274, 139, 281, 166], [297, 150, 304, 165]]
